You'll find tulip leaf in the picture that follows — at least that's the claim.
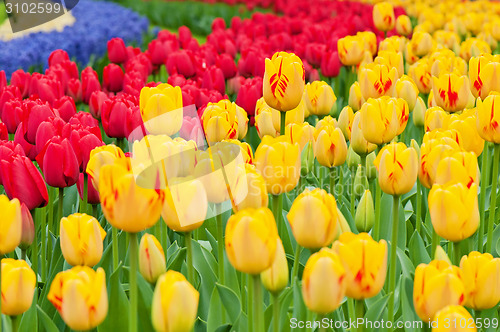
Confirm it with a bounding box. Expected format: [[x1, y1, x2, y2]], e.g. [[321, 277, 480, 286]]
[[36, 305, 59, 332], [206, 287, 223, 332], [166, 245, 186, 272], [292, 279, 307, 331], [214, 324, 232, 332], [281, 210, 296, 256], [480, 306, 500, 332], [397, 247, 415, 278], [98, 263, 129, 332], [363, 294, 389, 331], [215, 283, 241, 323], [279, 287, 294, 332], [400, 277, 418, 324], [192, 240, 218, 320], [135, 273, 154, 331], [408, 232, 431, 266], [19, 289, 38, 332], [223, 255, 241, 299]]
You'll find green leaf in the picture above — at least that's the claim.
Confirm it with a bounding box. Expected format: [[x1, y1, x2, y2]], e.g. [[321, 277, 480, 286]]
[[19, 289, 38, 331], [136, 273, 155, 331], [397, 247, 415, 278], [214, 324, 232, 332], [364, 294, 389, 331], [400, 277, 418, 324], [37, 305, 59, 332], [292, 280, 307, 331], [192, 240, 218, 320], [408, 232, 431, 266], [98, 263, 129, 332], [215, 283, 241, 323], [206, 287, 223, 332]]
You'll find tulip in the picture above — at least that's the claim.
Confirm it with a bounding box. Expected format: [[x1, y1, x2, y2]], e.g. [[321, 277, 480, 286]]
[[263, 51, 305, 112], [396, 15, 412, 36], [409, 60, 433, 94], [410, 31, 434, 57], [432, 73, 470, 113], [379, 36, 406, 54], [425, 106, 450, 132], [107, 37, 128, 64], [48, 266, 108, 331], [201, 100, 240, 145], [36, 136, 79, 188], [139, 234, 166, 284], [1, 258, 36, 316], [396, 75, 419, 110], [18, 203, 34, 251], [60, 213, 106, 267], [140, 84, 183, 136], [429, 182, 479, 242], [103, 64, 124, 93], [413, 97, 427, 127], [81, 67, 101, 104], [357, 31, 377, 56], [374, 142, 418, 196], [162, 177, 207, 232], [285, 122, 314, 153], [419, 136, 462, 189], [261, 238, 289, 294], [224, 139, 253, 165], [448, 112, 484, 156], [254, 135, 301, 195], [100, 96, 139, 139], [333, 232, 387, 299], [469, 54, 500, 100], [255, 99, 280, 138], [98, 163, 162, 233], [304, 81, 336, 116], [348, 81, 364, 111], [359, 97, 400, 145], [320, 50, 341, 78], [375, 50, 404, 78], [302, 248, 347, 314], [232, 164, 268, 212], [201, 66, 225, 95], [435, 151, 479, 188], [459, 38, 491, 62], [225, 207, 278, 274], [151, 271, 199, 332], [373, 2, 395, 32], [476, 95, 500, 144], [287, 188, 339, 249], [432, 305, 477, 331], [86, 144, 128, 190], [338, 36, 364, 66], [350, 112, 377, 156], [0, 195, 22, 255], [314, 125, 347, 168], [413, 260, 465, 322], [337, 106, 355, 140], [358, 63, 397, 100], [355, 189, 375, 232]]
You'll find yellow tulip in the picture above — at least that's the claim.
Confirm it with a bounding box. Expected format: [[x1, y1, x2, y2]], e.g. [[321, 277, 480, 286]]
[[348, 81, 364, 111], [263, 51, 305, 112], [396, 15, 412, 36], [1, 258, 36, 316], [139, 234, 166, 284], [350, 112, 377, 156], [432, 73, 470, 112], [379, 36, 406, 53], [429, 182, 479, 242], [174, 138, 198, 177], [413, 96, 427, 127], [60, 213, 106, 267], [333, 232, 387, 300], [254, 135, 301, 195], [413, 260, 465, 322], [459, 38, 491, 62], [434, 31, 460, 53], [435, 151, 479, 188], [261, 238, 289, 294], [255, 100, 280, 138], [448, 112, 484, 156], [304, 81, 336, 116], [285, 122, 315, 152], [99, 163, 162, 233], [410, 31, 434, 57], [430, 54, 467, 78], [375, 50, 404, 78], [287, 188, 338, 249], [286, 97, 306, 125], [337, 106, 355, 140], [419, 138, 461, 189], [201, 100, 240, 145], [409, 59, 433, 94], [476, 94, 500, 144], [374, 142, 418, 196], [459, 252, 500, 310], [223, 139, 253, 164], [151, 270, 199, 332], [359, 97, 399, 145], [432, 305, 477, 331], [302, 248, 347, 314], [373, 2, 395, 32], [358, 63, 397, 100], [357, 31, 377, 56], [396, 75, 419, 110], [48, 266, 108, 331], [140, 84, 183, 136], [425, 106, 450, 132], [231, 164, 268, 213], [338, 36, 365, 66], [86, 144, 129, 189], [314, 125, 347, 168], [225, 207, 278, 274], [0, 195, 21, 255]]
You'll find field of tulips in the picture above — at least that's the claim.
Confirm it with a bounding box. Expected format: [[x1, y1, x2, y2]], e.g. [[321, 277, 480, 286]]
[[1, 0, 500, 331]]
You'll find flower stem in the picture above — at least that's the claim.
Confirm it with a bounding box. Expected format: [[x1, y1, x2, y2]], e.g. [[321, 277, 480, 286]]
[[347, 298, 356, 332], [30, 209, 38, 287], [272, 292, 280, 332], [431, 229, 440, 258], [453, 241, 461, 266], [329, 167, 335, 195], [351, 167, 356, 217], [416, 180, 422, 235], [373, 152, 382, 241], [82, 173, 88, 214], [291, 244, 302, 285], [185, 231, 194, 285], [128, 232, 138, 332], [272, 194, 283, 236], [387, 195, 400, 323], [41, 206, 46, 282], [280, 111, 286, 136], [486, 143, 500, 253], [10, 315, 19, 332], [248, 273, 254, 332], [478, 146, 490, 252], [57, 187, 64, 234], [252, 274, 264, 332], [0, 254, 3, 332], [92, 204, 98, 220], [356, 300, 365, 332], [112, 227, 119, 271], [216, 204, 225, 286]]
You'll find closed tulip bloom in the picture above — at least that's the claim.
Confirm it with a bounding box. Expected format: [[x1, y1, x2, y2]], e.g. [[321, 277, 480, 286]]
[[86, 144, 128, 189], [314, 126, 347, 168], [375, 50, 404, 78], [60, 213, 106, 267], [338, 106, 355, 140], [460, 38, 491, 62], [48, 266, 108, 331], [151, 270, 199, 332], [435, 151, 479, 188], [413, 260, 465, 322], [201, 100, 243, 145], [255, 97, 280, 138], [254, 135, 301, 195], [304, 81, 337, 116], [162, 177, 207, 232], [357, 31, 377, 56], [359, 97, 399, 145], [429, 182, 479, 242], [36, 136, 80, 188], [99, 164, 162, 233], [410, 32, 434, 57], [358, 63, 397, 100], [409, 60, 433, 94], [286, 122, 315, 152], [432, 305, 476, 332], [459, 252, 500, 310], [432, 73, 470, 112], [287, 188, 339, 249], [19, 203, 34, 250], [373, 2, 395, 32], [413, 97, 427, 127], [448, 113, 484, 156], [469, 54, 500, 100], [139, 234, 166, 284], [476, 95, 500, 144], [261, 238, 289, 294], [355, 190, 375, 232], [425, 106, 450, 132], [0, 195, 21, 255], [1, 258, 36, 316], [379, 36, 406, 53], [338, 36, 365, 66], [302, 248, 347, 314], [333, 232, 387, 299], [225, 207, 278, 274], [396, 15, 412, 36], [374, 142, 418, 196], [350, 112, 377, 156], [140, 84, 183, 136], [263, 51, 305, 112], [396, 75, 419, 110], [232, 164, 268, 212], [348, 81, 364, 111]]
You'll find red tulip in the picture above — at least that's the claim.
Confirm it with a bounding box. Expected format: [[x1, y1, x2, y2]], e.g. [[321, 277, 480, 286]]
[[88, 91, 110, 119], [305, 43, 326, 68], [179, 116, 205, 147], [30, 75, 64, 106], [76, 172, 100, 204], [321, 50, 341, 78], [0, 140, 26, 184], [0, 70, 6, 91], [125, 53, 152, 79], [103, 64, 124, 93], [123, 71, 146, 97], [178, 26, 192, 47], [107, 38, 128, 64], [216, 54, 237, 79], [48, 49, 70, 67], [67, 78, 82, 103], [101, 95, 140, 139], [35, 116, 66, 155], [0, 153, 48, 210], [212, 17, 226, 31], [167, 74, 187, 87], [0, 86, 21, 118], [0, 122, 7, 141], [236, 77, 262, 119], [166, 50, 197, 77], [14, 123, 36, 160], [36, 136, 79, 188], [10, 70, 32, 98], [54, 97, 76, 122], [46, 61, 79, 93], [1, 98, 24, 134], [69, 111, 100, 131], [195, 88, 225, 110], [81, 67, 101, 104], [24, 102, 56, 144], [201, 66, 226, 95], [238, 48, 265, 77], [19, 203, 35, 249], [63, 123, 103, 171], [147, 40, 170, 66]]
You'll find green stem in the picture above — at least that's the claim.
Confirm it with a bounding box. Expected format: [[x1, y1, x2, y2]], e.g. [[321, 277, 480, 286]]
[[416, 180, 422, 235], [112, 227, 119, 271], [82, 174, 88, 214], [252, 274, 263, 332], [280, 111, 286, 136], [47, 187, 54, 269], [356, 300, 365, 332], [319, 314, 327, 332], [30, 210, 38, 288], [486, 144, 500, 253], [128, 232, 138, 332], [453, 241, 461, 266], [272, 194, 283, 236], [373, 149, 382, 241], [185, 232, 194, 285], [329, 167, 335, 195], [351, 167, 356, 218], [387, 195, 400, 323], [248, 273, 254, 332], [21, 250, 26, 261], [41, 206, 46, 282], [216, 204, 225, 285], [478, 146, 490, 252], [347, 298, 356, 332], [92, 204, 98, 220], [291, 244, 302, 285], [58, 187, 64, 235], [431, 229, 440, 258], [272, 293, 280, 332], [0, 254, 3, 332], [338, 165, 344, 197], [10, 316, 19, 332]]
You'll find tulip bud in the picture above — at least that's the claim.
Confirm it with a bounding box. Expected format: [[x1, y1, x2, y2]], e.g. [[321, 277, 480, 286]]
[[366, 151, 377, 180], [338, 36, 365, 66], [304, 81, 337, 117], [354, 164, 369, 198], [139, 234, 166, 284], [373, 2, 395, 32], [396, 15, 412, 36], [434, 245, 452, 265], [396, 75, 419, 110], [348, 82, 364, 111], [301, 142, 315, 176], [314, 126, 347, 168], [350, 112, 377, 156], [432, 305, 477, 331], [261, 238, 289, 294], [334, 207, 351, 241], [1, 258, 36, 316], [19, 203, 34, 250], [152, 271, 199, 332], [0, 195, 22, 255], [410, 139, 421, 159], [346, 145, 361, 168], [355, 190, 375, 232], [410, 32, 434, 57], [412, 96, 427, 127], [338, 106, 355, 140]]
